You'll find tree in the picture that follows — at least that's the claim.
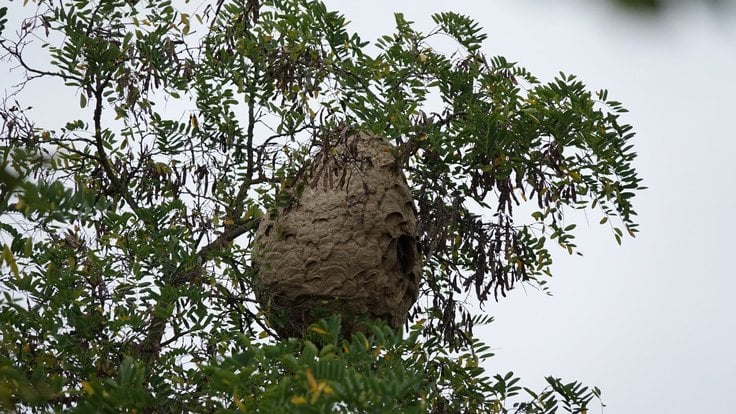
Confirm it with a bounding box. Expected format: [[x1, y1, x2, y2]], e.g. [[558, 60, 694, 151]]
[[0, 0, 641, 412]]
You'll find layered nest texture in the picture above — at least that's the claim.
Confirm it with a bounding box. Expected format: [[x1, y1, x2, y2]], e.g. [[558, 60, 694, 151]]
[[252, 132, 421, 338]]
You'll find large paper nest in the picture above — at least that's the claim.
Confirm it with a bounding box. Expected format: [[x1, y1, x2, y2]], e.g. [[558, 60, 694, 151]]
[[252, 132, 421, 338]]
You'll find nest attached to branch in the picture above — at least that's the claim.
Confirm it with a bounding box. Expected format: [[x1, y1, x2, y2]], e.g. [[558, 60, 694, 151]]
[[252, 131, 421, 338]]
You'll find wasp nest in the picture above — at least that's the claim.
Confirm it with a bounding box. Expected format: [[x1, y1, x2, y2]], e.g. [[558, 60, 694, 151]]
[[252, 132, 421, 338]]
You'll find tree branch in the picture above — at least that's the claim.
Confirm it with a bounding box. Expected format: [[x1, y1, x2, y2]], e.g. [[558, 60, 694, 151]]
[[92, 79, 146, 217], [138, 216, 261, 369]]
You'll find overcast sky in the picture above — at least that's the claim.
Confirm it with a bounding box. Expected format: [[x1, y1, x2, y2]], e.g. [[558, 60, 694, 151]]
[[4, 0, 735, 412], [318, 1, 736, 413]]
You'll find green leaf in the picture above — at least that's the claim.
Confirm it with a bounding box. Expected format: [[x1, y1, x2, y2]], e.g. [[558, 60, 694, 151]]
[[0, 7, 7, 36], [431, 12, 488, 52]]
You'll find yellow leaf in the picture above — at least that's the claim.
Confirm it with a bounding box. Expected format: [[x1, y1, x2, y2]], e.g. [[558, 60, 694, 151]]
[[258, 331, 269, 339], [155, 162, 171, 175], [233, 393, 245, 410], [2, 245, 18, 278], [290, 395, 307, 405], [306, 368, 318, 393], [180, 13, 191, 35], [81, 381, 95, 395], [372, 346, 382, 358], [309, 326, 327, 335]]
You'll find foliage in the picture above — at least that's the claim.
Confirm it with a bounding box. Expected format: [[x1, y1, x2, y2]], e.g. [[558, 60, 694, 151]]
[[0, 0, 640, 412]]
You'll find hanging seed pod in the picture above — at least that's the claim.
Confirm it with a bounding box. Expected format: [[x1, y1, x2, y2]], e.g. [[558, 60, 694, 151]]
[[252, 132, 421, 338]]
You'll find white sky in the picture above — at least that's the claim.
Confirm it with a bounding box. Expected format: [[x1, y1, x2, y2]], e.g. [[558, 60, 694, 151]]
[[318, 1, 735, 413], [3, 1, 735, 412]]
